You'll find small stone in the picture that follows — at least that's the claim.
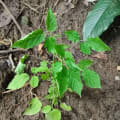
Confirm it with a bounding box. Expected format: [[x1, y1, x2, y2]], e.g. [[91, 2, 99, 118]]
[[115, 76, 120, 81]]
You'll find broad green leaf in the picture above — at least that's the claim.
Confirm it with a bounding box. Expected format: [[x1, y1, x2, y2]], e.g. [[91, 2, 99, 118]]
[[30, 76, 39, 88], [64, 30, 79, 42], [41, 105, 51, 114], [60, 103, 72, 111], [80, 37, 110, 54], [44, 37, 56, 54], [15, 55, 27, 74], [65, 51, 75, 62], [83, 0, 120, 40], [41, 72, 49, 80], [45, 109, 61, 120], [12, 29, 44, 49], [46, 8, 57, 32], [82, 69, 101, 88], [24, 97, 42, 115], [65, 60, 81, 71], [65, 59, 83, 96], [55, 44, 67, 57], [31, 61, 48, 74], [80, 42, 91, 55], [7, 73, 29, 90], [51, 62, 62, 74], [87, 37, 110, 52], [78, 59, 93, 70], [68, 64, 83, 96], [57, 67, 69, 97]]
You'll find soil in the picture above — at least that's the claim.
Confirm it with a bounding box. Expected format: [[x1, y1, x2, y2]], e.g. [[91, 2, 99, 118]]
[[0, 0, 120, 120]]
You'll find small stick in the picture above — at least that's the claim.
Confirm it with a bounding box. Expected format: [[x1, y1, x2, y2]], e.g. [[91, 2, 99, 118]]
[[9, 54, 15, 71], [2, 82, 29, 94], [6, 7, 25, 36], [0, 0, 25, 37], [54, 0, 60, 9], [23, 2, 39, 13], [0, 49, 27, 54], [9, 39, 15, 71]]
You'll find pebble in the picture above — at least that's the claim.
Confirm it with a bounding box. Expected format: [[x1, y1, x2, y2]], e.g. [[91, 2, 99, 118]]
[[115, 76, 120, 81]]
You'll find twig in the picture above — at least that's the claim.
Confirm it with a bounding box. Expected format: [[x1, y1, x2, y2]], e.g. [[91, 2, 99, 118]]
[[0, 56, 8, 59], [0, 49, 27, 54], [54, 0, 60, 9], [23, 2, 39, 13], [6, 7, 25, 36], [9, 39, 15, 71], [2, 82, 29, 94], [39, 6, 46, 28], [0, 0, 25, 37], [9, 54, 15, 71]]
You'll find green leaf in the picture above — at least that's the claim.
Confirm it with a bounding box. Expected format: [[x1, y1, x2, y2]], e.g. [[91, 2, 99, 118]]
[[30, 76, 39, 88], [41, 72, 49, 80], [51, 62, 62, 74], [24, 97, 42, 115], [15, 55, 27, 74], [20, 54, 28, 63], [83, 0, 120, 40], [41, 105, 51, 114], [12, 29, 44, 49], [55, 44, 67, 57], [46, 8, 57, 32], [60, 103, 72, 111], [68, 64, 83, 96], [65, 60, 81, 71], [64, 30, 79, 42], [57, 67, 69, 97], [87, 37, 110, 52], [45, 109, 61, 120], [82, 69, 101, 88], [80, 42, 91, 55], [80, 37, 110, 54], [65, 51, 75, 62], [31, 61, 48, 74], [78, 59, 93, 70], [15, 62, 26, 74], [7, 73, 29, 90], [65, 59, 83, 96], [44, 37, 56, 54]]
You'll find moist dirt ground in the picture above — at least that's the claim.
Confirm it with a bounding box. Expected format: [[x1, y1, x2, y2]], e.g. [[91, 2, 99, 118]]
[[0, 0, 120, 120]]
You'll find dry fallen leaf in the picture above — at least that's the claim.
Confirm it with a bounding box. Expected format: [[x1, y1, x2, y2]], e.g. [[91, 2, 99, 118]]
[[38, 43, 44, 51], [38, 43, 44, 54], [92, 52, 108, 60]]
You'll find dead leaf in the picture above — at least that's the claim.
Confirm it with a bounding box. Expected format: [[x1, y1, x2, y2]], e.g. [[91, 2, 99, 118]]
[[38, 43, 44, 51], [38, 43, 44, 55], [0, 10, 12, 27], [92, 52, 108, 60]]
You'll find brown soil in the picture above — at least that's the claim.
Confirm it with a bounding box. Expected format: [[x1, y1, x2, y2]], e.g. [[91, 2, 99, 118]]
[[0, 0, 120, 120]]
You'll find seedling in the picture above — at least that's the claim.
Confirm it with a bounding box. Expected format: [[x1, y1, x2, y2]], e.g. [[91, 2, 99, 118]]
[[7, 8, 110, 120]]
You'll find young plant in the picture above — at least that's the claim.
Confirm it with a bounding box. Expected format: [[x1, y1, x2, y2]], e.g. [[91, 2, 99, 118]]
[[7, 8, 110, 120]]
